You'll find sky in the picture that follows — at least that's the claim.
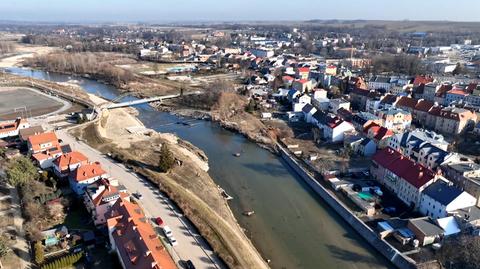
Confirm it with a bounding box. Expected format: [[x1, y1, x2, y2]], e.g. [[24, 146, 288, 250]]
[[1, 0, 479, 23]]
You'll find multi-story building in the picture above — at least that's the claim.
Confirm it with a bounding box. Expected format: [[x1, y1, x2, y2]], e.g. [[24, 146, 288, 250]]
[[419, 180, 476, 219], [328, 98, 350, 114], [422, 83, 439, 102], [434, 107, 477, 135], [371, 148, 438, 208], [106, 197, 176, 269], [445, 88, 469, 106], [84, 179, 128, 226], [27, 132, 63, 169], [389, 129, 449, 153], [413, 99, 435, 124], [53, 151, 89, 178], [376, 108, 412, 132], [69, 162, 108, 195], [368, 76, 392, 91]]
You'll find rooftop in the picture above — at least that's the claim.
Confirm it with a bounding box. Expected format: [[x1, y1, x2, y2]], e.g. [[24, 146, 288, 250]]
[[372, 148, 436, 189], [422, 180, 464, 206]]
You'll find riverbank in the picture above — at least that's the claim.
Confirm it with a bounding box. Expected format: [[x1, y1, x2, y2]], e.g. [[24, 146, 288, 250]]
[[277, 145, 415, 269], [70, 101, 269, 269]]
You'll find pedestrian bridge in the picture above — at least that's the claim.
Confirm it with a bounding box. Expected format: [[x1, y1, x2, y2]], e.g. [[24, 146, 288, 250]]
[[104, 91, 201, 109]]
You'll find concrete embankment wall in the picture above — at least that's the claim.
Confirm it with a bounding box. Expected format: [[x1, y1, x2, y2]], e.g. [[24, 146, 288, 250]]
[[278, 145, 417, 269]]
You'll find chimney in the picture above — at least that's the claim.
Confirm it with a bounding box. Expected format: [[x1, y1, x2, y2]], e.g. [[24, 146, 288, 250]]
[[144, 250, 151, 257]]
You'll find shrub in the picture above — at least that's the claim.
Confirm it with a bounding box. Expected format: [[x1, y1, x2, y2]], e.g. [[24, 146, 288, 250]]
[[34, 241, 44, 265], [158, 144, 175, 173], [5, 156, 39, 186]]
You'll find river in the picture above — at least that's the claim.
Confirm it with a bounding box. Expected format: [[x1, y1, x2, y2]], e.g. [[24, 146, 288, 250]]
[[5, 67, 393, 269]]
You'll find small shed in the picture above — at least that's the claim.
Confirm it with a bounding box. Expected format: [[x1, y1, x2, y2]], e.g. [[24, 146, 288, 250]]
[[408, 217, 444, 246]]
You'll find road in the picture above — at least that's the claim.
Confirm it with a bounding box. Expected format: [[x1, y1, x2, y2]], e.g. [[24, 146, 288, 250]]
[[56, 129, 226, 269]]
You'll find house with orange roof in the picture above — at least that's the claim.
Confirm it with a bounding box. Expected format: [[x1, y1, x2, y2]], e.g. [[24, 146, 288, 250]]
[[69, 162, 108, 195], [106, 197, 176, 269], [0, 118, 30, 139], [84, 179, 128, 225], [53, 151, 89, 178], [445, 88, 469, 105], [27, 132, 63, 169]]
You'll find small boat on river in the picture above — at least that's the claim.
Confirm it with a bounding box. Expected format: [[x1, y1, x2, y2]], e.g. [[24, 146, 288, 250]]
[[243, 211, 255, 216]]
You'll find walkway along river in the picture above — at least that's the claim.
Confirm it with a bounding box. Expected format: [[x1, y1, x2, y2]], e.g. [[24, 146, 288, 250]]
[[5, 67, 394, 269]]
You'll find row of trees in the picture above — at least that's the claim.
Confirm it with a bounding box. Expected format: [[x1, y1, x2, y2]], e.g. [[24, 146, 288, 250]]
[[21, 34, 138, 55], [40, 251, 83, 269], [25, 53, 135, 87], [0, 42, 16, 55], [368, 54, 426, 75]]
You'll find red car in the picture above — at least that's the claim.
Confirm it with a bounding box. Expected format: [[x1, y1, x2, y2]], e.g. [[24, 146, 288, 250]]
[[155, 217, 164, 226]]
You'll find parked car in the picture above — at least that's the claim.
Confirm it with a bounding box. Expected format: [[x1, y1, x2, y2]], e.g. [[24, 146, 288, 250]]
[[155, 217, 164, 226], [133, 191, 143, 200], [185, 260, 196, 269], [162, 226, 173, 237], [168, 236, 178, 246], [383, 207, 396, 214]]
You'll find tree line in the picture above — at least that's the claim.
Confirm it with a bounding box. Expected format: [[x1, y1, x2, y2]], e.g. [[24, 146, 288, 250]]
[[24, 52, 135, 87]]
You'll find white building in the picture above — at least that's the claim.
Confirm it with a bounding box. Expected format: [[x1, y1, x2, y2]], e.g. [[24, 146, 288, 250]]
[[250, 48, 274, 58], [328, 98, 350, 114], [419, 180, 476, 219], [0, 118, 30, 139]]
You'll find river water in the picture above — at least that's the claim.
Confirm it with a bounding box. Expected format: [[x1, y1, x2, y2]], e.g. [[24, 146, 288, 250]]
[[5, 67, 393, 269]]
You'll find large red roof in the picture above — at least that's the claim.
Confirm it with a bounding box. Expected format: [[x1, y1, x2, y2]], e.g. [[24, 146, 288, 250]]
[[71, 162, 106, 182], [107, 198, 176, 269], [372, 148, 436, 189]]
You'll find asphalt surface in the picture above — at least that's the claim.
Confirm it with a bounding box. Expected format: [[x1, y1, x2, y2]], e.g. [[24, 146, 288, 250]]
[[56, 129, 226, 269]]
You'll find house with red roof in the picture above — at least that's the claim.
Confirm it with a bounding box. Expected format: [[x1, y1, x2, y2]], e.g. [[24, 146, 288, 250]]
[[282, 75, 295, 87], [27, 132, 63, 169], [364, 123, 394, 149], [0, 118, 30, 139], [413, 75, 434, 87], [413, 99, 435, 124], [314, 112, 355, 143], [395, 96, 418, 113], [296, 67, 310, 80], [69, 162, 108, 195], [107, 197, 176, 269], [53, 151, 89, 178], [292, 79, 313, 93], [84, 179, 129, 225], [371, 148, 438, 208], [434, 107, 477, 135]]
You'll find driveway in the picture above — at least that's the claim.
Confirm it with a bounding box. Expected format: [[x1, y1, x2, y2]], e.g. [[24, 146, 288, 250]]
[[57, 129, 226, 269]]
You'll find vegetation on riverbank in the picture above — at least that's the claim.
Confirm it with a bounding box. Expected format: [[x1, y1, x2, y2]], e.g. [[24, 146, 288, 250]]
[[23, 52, 136, 87]]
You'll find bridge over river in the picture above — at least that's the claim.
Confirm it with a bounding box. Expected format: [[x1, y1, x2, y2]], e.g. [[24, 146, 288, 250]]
[[104, 91, 201, 109]]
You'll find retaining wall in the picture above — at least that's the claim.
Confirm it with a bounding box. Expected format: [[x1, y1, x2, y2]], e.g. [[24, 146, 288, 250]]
[[278, 145, 417, 269]]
